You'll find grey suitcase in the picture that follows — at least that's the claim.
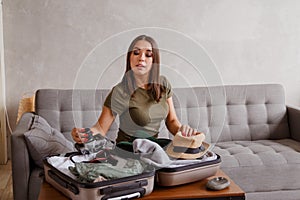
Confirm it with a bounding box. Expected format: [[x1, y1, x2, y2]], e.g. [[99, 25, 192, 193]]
[[43, 153, 155, 200], [155, 153, 221, 186]]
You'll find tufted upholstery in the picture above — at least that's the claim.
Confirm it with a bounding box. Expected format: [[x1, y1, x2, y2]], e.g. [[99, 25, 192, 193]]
[[172, 84, 289, 143], [11, 84, 300, 200], [214, 139, 300, 194], [35, 89, 119, 142]]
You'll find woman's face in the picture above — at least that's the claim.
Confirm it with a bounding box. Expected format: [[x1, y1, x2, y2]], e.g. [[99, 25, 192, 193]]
[[130, 40, 153, 78]]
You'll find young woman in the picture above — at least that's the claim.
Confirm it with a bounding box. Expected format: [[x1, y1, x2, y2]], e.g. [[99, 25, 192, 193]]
[[71, 35, 198, 144]]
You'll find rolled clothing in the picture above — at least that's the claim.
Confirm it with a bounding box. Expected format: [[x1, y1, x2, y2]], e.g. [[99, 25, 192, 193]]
[[69, 158, 144, 183]]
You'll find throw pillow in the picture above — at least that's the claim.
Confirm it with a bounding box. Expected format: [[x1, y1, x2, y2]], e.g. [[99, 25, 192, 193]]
[[24, 115, 76, 168]]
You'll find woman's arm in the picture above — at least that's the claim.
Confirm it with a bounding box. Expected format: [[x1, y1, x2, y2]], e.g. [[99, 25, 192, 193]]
[[71, 105, 115, 143], [90, 105, 115, 135], [165, 97, 181, 135], [165, 97, 197, 137]]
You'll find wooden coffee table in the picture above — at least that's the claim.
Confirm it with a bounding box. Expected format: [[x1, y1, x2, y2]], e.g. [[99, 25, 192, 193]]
[[39, 169, 245, 200]]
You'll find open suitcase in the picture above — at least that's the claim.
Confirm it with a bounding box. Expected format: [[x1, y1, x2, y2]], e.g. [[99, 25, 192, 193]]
[[156, 153, 221, 186], [117, 137, 222, 187], [43, 152, 155, 200]]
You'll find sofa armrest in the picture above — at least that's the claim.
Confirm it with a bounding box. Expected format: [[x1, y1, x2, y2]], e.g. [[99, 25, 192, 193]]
[[11, 112, 35, 200], [287, 105, 300, 142]]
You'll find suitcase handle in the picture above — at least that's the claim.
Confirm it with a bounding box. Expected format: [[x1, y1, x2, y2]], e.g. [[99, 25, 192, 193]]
[[100, 180, 147, 200], [100, 179, 147, 194], [101, 188, 145, 200], [106, 192, 141, 200], [48, 170, 79, 195]]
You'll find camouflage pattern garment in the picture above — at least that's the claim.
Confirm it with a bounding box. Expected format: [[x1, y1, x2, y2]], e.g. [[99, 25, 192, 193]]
[[69, 158, 144, 183]]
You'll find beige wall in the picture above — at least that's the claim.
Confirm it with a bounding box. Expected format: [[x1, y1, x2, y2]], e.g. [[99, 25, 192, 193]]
[[2, 0, 300, 134]]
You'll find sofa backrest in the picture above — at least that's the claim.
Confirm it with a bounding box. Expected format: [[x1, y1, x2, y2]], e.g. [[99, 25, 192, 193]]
[[172, 84, 290, 143], [35, 84, 290, 143], [35, 89, 118, 142]]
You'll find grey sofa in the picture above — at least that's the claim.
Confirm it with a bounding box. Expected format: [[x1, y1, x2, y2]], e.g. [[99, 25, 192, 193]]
[[11, 84, 300, 200]]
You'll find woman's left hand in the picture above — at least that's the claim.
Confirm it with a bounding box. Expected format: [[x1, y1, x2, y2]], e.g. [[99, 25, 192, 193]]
[[179, 125, 197, 137]]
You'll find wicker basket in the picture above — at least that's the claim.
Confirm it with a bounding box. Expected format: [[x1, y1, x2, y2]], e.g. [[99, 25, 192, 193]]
[[16, 93, 35, 123]]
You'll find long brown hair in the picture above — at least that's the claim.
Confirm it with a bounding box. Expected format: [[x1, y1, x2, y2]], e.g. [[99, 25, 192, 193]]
[[121, 35, 164, 102]]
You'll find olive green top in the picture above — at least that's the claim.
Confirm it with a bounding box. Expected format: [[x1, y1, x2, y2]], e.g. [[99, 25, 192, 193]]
[[104, 76, 172, 138]]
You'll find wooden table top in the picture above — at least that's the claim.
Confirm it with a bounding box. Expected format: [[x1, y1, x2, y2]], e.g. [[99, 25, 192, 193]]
[[39, 169, 245, 200]]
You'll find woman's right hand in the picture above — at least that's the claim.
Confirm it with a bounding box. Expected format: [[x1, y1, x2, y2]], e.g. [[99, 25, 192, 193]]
[[71, 128, 84, 143], [72, 127, 96, 143]]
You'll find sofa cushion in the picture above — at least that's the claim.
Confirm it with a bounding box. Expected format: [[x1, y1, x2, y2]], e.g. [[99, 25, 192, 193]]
[[213, 139, 300, 193], [24, 115, 76, 168]]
